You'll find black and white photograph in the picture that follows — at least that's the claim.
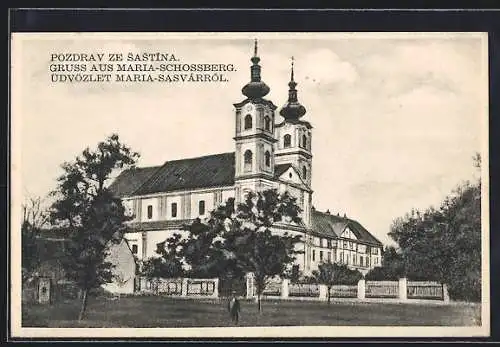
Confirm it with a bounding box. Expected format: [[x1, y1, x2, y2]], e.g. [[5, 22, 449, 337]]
[[10, 31, 489, 338]]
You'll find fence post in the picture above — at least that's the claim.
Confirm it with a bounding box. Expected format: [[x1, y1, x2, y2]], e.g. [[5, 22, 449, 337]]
[[281, 278, 289, 299], [442, 283, 450, 303], [213, 278, 219, 298], [246, 272, 255, 299], [357, 279, 366, 300], [181, 278, 188, 297], [398, 277, 408, 301], [319, 284, 328, 301]]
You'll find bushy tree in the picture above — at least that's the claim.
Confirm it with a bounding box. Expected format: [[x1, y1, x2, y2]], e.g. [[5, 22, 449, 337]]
[[387, 154, 481, 301], [313, 262, 362, 303], [50, 134, 139, 320], [165, 189, 303, 313], [365, 246, 405, 281]]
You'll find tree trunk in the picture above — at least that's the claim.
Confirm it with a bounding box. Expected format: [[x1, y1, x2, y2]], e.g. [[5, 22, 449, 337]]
[[258, 294, 262, 313], [328, 286, 331, 304], [78, 288, 89, 321]]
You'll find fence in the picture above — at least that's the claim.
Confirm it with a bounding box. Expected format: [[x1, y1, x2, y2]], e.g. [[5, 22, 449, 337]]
[[136, 277, 219, 298], [365, 280, 399, 298], [329, 285, 357, 298], [245, 274, 449, 303], [407, 281, 444, 300]]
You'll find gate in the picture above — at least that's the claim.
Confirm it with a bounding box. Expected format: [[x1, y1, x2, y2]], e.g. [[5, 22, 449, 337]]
[[219, 276, 247, 298]]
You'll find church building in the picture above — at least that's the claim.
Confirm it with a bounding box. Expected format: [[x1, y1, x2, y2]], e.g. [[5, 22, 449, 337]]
[[109, 40, 383, 276]]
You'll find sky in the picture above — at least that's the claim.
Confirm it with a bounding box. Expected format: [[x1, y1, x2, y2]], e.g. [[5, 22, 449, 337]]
[[12, 32, 487, 246]]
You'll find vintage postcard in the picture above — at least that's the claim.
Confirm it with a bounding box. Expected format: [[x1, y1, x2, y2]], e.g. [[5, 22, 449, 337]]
[[10, 32, 490, 338]]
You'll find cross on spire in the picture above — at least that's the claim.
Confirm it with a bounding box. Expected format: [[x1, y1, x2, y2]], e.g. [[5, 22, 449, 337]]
[[254, 38, 258, 57], [291, 56, 295, 82]]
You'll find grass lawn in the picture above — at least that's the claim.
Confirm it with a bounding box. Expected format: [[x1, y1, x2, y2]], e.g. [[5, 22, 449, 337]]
[[22, 296, 481, 328]]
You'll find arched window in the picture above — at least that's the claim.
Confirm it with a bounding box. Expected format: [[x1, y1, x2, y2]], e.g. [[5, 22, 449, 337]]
[[284, 134, 291, 148], [265, 150, 271, 167], [264, 116, 271, 131], [302, 166, 307, 180], [244, 150, 253, 172], [244, 114, 252, 130], [302, 134, 307, 148]]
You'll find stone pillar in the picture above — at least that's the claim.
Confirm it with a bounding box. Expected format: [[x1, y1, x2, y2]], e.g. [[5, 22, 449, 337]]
[[281, 279, 289, 299], [181, 278, 189, 297], [443, 283, 450, 303], [398, 277, 408, 301], [246, 272, 255, 299], [213, 278, 219, 298], [357, 278, 366, 300], [319, 284, 328, 301]]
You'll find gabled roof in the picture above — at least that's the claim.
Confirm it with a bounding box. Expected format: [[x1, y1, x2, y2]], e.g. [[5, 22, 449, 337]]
[[274, 163, 293, 178], [311, 210, 383, 247], [133, 152, 235, 196], [109, 166, 162, 198]]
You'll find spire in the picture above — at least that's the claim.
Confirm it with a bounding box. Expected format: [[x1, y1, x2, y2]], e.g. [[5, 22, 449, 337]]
[[242, 39, 270, 99], [279, 56, 306, 120]]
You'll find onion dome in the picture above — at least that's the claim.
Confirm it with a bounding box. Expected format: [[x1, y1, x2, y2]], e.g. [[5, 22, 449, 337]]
[[279, 57, 307, 120], [242, 39, 270, 99]]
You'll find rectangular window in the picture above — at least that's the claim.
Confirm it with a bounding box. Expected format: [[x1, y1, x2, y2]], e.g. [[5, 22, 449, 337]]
[[312, 250, 316, 262], [147, 205, 153, 219], [199, 200, 205, 215], [374, 257, 379, 265], [320, 251, 323, 261], [131, 244, 138, 254], [327, 239, 332, 248], [328, 252, 331, 262], [171, 202, 178, 218]]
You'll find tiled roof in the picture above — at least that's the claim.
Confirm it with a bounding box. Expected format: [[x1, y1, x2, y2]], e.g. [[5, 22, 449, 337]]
[[110, 152, 236, 197], [109, 166, 162, 198], [311, 210, 383, 247], [134, 152, 235, 195]]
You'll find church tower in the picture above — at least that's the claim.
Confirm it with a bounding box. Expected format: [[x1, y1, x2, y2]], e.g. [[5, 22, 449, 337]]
[[275, 58, 313, 189], [233, 40, 278, 203]]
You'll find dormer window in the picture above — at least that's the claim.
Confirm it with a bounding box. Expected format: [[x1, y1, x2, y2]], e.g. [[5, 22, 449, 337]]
[[265, 150, 271, 167], [244, 114, 252, 130], [302, 134, 307, 149], [302, 166, 307, 180], [284, 134, 291, 148], [147, 205, 153, 220]]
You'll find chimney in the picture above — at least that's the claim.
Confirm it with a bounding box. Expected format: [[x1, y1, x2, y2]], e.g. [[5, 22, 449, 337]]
[[343, 213, 347, 218], [326, 209, 330, 214], [337, 212, 340, 216], [312, 206, 315, 211]]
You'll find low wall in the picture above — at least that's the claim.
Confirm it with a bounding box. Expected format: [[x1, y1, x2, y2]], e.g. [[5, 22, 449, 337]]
[[245, 274, 449, 303]]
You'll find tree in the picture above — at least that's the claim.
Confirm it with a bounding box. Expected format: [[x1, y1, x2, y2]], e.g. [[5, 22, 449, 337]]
[[313, 262, 362, 304], [50, 134, 139, 320], [21, 196, 50, 283], [365, 246, 405, 281], [165, 189, 304, 313], [387, 154, 481, 301], [313, 261, 336, 304]]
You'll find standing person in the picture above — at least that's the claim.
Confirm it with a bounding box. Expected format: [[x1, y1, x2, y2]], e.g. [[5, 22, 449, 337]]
[[228, 290, 241, 325]]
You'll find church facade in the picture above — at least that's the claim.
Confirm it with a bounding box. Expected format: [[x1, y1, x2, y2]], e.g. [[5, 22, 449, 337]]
[[109, 40, 383, 276]]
